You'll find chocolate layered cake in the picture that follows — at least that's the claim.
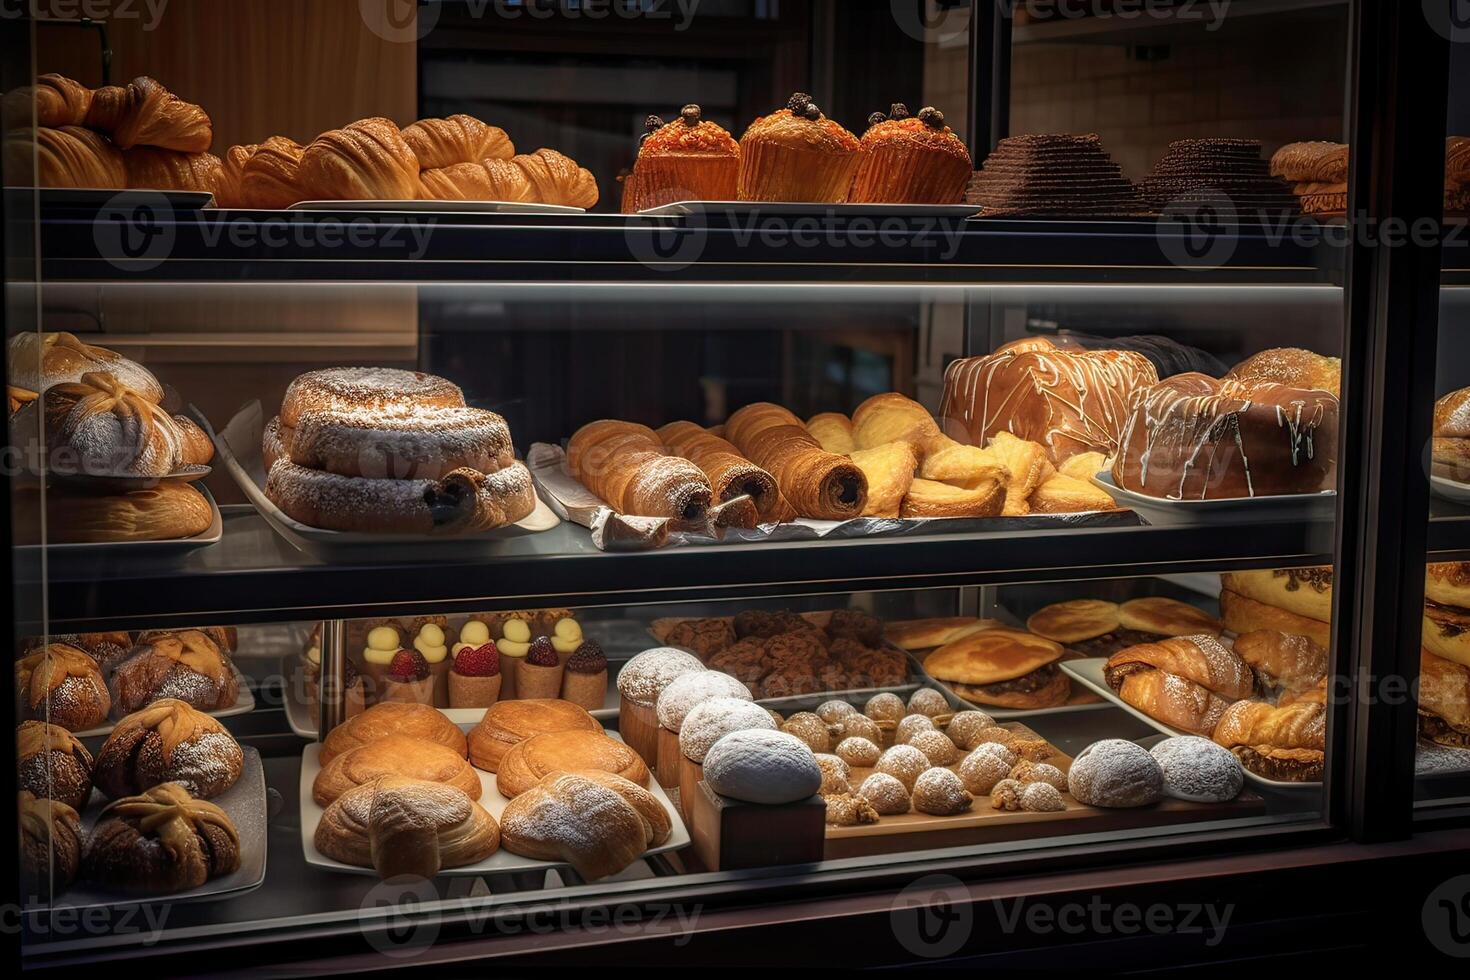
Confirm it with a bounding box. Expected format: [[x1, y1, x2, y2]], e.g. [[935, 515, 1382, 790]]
[[966, 134, 1149, 218], [1140, 138, 1300, 217]]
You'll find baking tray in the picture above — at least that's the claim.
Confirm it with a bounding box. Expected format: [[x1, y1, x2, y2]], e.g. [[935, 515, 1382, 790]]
[[1061, 658, 1319, 792], [288, 200, 585, 214], [36, 747, 266, 911], [281, 654, 620, 739], [299, 732, 689, 877], [1091, 472, 1335, 525], [636, 201, 979, 220], [66, 661, 256, 739], [1431, 474, 1470, 504], [17, 481, 222, 554], [203, 401, 560, 561]]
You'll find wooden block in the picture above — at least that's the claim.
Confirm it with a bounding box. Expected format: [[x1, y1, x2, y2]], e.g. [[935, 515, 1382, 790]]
[[656, 726, 681, 789], [677, 754, 703, 823], [689, 780, 827, 872]]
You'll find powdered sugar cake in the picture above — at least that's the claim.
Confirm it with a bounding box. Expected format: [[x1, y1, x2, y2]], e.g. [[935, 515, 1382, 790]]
[[279, 367, 464, 428]]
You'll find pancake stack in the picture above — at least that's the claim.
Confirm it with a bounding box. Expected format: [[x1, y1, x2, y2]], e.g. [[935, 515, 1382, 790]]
[[966, 134, 1148, 218], [1140, 138, 1300, 218]]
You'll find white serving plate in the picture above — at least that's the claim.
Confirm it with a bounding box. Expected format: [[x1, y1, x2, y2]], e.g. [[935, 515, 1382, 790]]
[[202, 401, 559, 561], [281, 655, 620, 739], [1091, 472, 1335, 526], [299, 731, 689, 877], [288, 200, 585, 214], [1431, 473, 1470, 504], [1060, 658, 1319, 792], [637, 201, 980, 220], [67, 661, 257, 740], [38, 747, 267, 911], [18, 482, 222, 555]]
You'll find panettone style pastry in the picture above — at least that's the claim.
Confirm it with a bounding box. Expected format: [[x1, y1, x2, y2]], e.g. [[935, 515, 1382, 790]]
[[1112, 373, 1339, 500], [567, 420, 714, 520], [94, 700, 243, 800], [1225, 347, 1342, 398], [19, 791, 84, 900], [923, 628, 1069, 709], [1418, 649, 1470, 750], [657, 420, 783, 523], [626, 105, 739, 212], [320, 701, 467, 765], [7, 330, 163, 400], [850, 104, 972, 205], [16, 644, 110, 732], [737, 93, 862, 203], [498, 771, 670, 880], [940, 337, 1159, 464], [401, 114, 514, 170], [1434, 387, 1470, 483], [724, 402, 868, 519], [1105, 636, 1255, 736], [16, 721, 94, 812], [1212, 694, 1326, 781], [312, 734, 481, 807], [495, 730, 650, 799], [84, 782, 240, 892], [315, 776, 499, 879], [109, 629, 239, 714], [84, 76, 212, 153], [467, 698, 603, 773], [297, 117, 420, 201], [217, 136, 304, 209]]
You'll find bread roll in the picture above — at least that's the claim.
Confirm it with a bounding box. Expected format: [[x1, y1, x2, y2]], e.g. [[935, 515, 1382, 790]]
[[315, 775, 499, 878], [1221, 568, 1333, 622], [495, 730, 649, 799], [466, 699, 603, 772], [498, 771, 666, 880], [313, 734, 481, 807], [14, 481, 213, 544], [320, 702, 468, 765]]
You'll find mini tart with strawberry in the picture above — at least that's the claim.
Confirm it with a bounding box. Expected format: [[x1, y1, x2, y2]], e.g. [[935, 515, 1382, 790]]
[[380, 649, 435, 705], [738, 92, 862, 203], [849, 104, 972, 205], [449, 642, 502, 709], [516, 637, 565, 701], [627, 104, 739, 212], [560, 640, 609, 712]]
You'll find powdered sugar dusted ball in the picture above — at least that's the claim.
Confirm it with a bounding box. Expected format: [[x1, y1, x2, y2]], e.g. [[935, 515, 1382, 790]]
[[1068, 739, 1164, 808], [895, 714, 935, 744], [656, 671, 751, 732], [679, 697, 777, 764], [618, 647, 705, 707], [958, 748, 1012, 795], [912, 767, 973, 816], [907, 688, 950, 718], [875, 744, 930, 791], [946, 711, 998, 750], [703, 729, 821, 805], [781, 712, 832, 753], [837, 713, 883, 744], [1020, 781, 1066, 813], [1010, 760, 1067, 792], [816, 700, 856, 725], [907, 729, 959, 766], [858, 772, 911, 815], [814, 753, 851, 795], [864, 692, 905, 724], [834, 736, 881, 768], [971, 741, 1018, 768], [1150, 736, 1244, 803]]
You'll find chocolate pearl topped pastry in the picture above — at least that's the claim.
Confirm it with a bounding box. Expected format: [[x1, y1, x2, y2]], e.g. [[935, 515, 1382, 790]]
[[918, 106, 945, 129], [680, 104, 701, 126], [16, 721, 94, 811]]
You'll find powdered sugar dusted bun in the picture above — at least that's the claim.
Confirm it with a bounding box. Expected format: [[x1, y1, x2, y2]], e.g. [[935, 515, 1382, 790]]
[[1150, 735, 1244, 803], [908, 729, 959, 766], [656, 671, 750, 732], [957, 747, 1011, 795], [288, 406, 515, 480], [265, 459, 535, 534], [865, 692, 905, 723], [837, 713, 883, 745], [816, 699, 857, 724], [875, 744, 930, 791], [703, 729, 821, 805], [617, 648, 704, 707], [912, 767, 972, 816], [1020, 781, 1066, 812], [946, 710, 998, 750], [814, 753, 851, 794], [1067, 739, 1164, 808], [678, 697, 777, 763], [280, 367, 464, 428], [895, 714, 935, 744], [907, 688, 950, 717], [835, 736, 881, 768], [858, 772, 910, 815]]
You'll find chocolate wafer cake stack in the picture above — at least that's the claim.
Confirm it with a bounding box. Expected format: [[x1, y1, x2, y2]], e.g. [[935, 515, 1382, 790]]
[[1140, 138, 1300, 217], [966, 134, 1148, 218]]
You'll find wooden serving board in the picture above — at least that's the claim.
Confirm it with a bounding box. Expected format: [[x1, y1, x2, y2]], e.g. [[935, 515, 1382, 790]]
[[823, 722, 1265, 860]]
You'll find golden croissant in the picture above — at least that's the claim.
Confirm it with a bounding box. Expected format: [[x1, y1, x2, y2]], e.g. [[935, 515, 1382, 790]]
[[297, 117, 419, 201], [567, 419, 713, 519], [218, 136, 304, 208], [85, 76, 212, 153], [402, 114, 514, 170], [514, 148, 599, 208], [656, 420, 784, 522], [2, 73, 93, 129], [123, 147, 223, 194], [419, 158, 535, 202], [725, 402, 868, 520], [5, 126, 125, 189]]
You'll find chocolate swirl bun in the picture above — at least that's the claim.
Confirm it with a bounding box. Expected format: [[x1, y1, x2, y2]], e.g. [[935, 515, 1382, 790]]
[[94, 699, 243, 800], [83, 782, 240, 893], [109, 629, 239, 713]]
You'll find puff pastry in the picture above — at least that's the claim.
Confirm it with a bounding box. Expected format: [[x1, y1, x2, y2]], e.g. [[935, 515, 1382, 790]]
[[499, 771, 669, 880], [298, 117, 419, 201], [315, 775, 499, 879]]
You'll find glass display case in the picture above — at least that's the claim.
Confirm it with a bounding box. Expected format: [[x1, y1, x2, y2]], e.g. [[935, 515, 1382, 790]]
[[5, 0, 1467, 971]]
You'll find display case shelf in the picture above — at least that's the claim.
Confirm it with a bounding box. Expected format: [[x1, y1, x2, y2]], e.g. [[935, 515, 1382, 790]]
[[1429, 498, 1470, 559], [20, 507, 1334, 632]]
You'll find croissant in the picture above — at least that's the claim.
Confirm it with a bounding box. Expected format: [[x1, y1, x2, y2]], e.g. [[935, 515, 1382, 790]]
[[498, 771, 668, 881], [5, 126, 126, 189], [852, 393, 948, 457], [567, 419, 713, 519], [122, 146, 223, 193], [297, 117, 419, 201], [1232, 630, 1329, 697], [85, 76, 211, 153], [514, 148, 599, 208], [848, 441, 917, 518], [1105, 635, 1256, 701], [724, 403, 868, 520], [656, 420, 783, 522], [806, 412, 856, 455], [218, 136, 303, 209], [1212, 698, 1326, 781], [3, 73, 93, 128], [1112, 669, 1236, 737], [402, 114, 514, 170], [419, 158, 535, 202]]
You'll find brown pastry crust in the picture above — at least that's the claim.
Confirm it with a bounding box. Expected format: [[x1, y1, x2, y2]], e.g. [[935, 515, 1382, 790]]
[[297, 117, 418, 201], [498, 771, 667, 881], [923, 627, 1063, 685], [19, 790, 83, 900], [495, 730, 649, 799], [1232, 629, 1329, 695], [14, 481, 213, 545], [568, 419, 713, 520], [1418, 649, 1470, 746], [1027, 599, 1122, 644], [1220, 588, 1332, 648], [108, 629, 238, 714], [1225, 347, 1341, 397], [663, 618, 736, 660], [725, 403, 868, 520], [320, 701, 468, 765], [16, 720, 94, 812], [1117, 597, 1223, 638], [1222, 567, 1336, 623], [950, 665, 1071, 710], [315, 775, 499, 878], [94, 699, 243, 800], [884, 617, 999, 651], [84, 782, 240, 893], [467, 699, 602, 773], [15, 643, 110, 731], [313, 734, 482, 807]]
